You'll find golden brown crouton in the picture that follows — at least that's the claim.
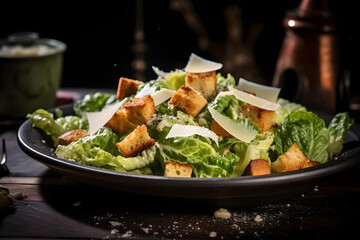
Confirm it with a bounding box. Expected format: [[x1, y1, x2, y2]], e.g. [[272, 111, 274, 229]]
[[210, 119, 233, 138], [116, 77, 143, 100], [58, 129, 89, 146], [185, 71, 216, 98], [301, 160, 321, 169], [123, 95, 156, 125], [105, 110, 137, 135], [272, 143, 314, 173], [240, 104, 275, 133], [116, 124, 156, 158], [242, 159, 271, 176], [164, 161, 193, 178], [168, 85, 207, 117]]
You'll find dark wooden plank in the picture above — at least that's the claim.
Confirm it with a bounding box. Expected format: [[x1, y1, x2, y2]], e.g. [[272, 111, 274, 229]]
[[1, 170, 360, 239]]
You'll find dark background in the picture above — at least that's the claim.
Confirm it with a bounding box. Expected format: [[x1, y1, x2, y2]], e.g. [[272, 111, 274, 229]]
[[0, 0, 357, 90]]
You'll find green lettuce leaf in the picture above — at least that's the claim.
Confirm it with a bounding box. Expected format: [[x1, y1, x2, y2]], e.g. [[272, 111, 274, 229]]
[[274, 111, 330, 163], [216, 73, 236, 89], [157, 137, 240, 177], [231, 132, 274, 176], [162, 72, 186, 90], [56, 127, 122, 158], [55, 116, 88, 133], [149, 111, 198, 141], [138, 71, 186, 92], [156, 101, 177, 116], [210, 94, 242, 119], [27, 109, 88, 145], [73, 92, 117, 116], [27, 109, 64, 138], [195, 106, 212, 128], [274, 98, 307, 124], [55, 127, 156, 174], [209, 95, 259, 134], [327, 112, 354, 158]]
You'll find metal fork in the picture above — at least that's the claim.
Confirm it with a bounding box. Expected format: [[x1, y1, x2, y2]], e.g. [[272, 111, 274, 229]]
[[0, 138, 9, 177]]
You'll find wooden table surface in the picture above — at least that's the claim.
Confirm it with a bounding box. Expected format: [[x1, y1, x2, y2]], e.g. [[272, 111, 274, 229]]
[[1, 89, 360, 240]]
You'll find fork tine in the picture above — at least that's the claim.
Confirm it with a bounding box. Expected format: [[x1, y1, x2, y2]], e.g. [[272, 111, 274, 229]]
[[0, 138, 9, 177]]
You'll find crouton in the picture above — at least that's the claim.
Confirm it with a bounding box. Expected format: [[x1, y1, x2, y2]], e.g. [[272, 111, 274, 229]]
[[105, 110, 137, 135], [58, 129, 89, 146], [116, 124, 156, 158], [240, 104, 275, 133], [242, 159, 270, 176], [301, 160, 321, 169], [116, 77, 143, 100], [164, 161, 193, 178], [272, 143, 317, 173], [185, 71, 216, 98], [123, 95, 156, 125], [210, 119, 233, 138], [168, 85, 207, 117]]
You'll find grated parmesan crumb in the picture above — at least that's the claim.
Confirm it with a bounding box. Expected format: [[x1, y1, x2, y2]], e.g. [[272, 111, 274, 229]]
[[254, 215, 263, 222], [214, 208, 231, 219], [109, 221, 122, 227], [72, 201, 81, 207], [110, 229, 119, 235], [209, 231, 217, 237], [121, 230, 133, 238], [141, 227, 149, 233]]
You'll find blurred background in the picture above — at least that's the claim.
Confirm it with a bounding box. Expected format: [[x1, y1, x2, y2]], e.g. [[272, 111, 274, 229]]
[[0, 0, 358, 119]]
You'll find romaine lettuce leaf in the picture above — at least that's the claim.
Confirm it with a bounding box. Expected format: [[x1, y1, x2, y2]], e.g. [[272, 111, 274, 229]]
[[231, 132, 274, 176], [149, 111, 198, 141], [156, 101, 177, 116], [73, 92, 117, 116], [55, 127, 156, 174], [137, 71, 186, 92], [210, 94, 242, 119], [195, 106, 212, 128], [27, 109, 88, 145], [55, 116, 88, 133], [162, 72, 186, 90], [274, 98, 307, 124], [216, 73, 236, 89], [274, 111, 330, 163], [56, 127, 122, 158], [157, 137, 240, 177], [327, 112, 354, 158], [27, 109, 65, 138]]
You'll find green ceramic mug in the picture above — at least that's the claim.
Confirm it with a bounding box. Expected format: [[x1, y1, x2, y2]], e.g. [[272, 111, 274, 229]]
[[0, 32, 66, 118]]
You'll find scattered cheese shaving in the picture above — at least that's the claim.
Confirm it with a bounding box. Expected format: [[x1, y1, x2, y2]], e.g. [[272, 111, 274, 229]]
[[238, 78, 280, 102], [208, 106, 258, 143], [214, 208, 231, 219], [228, 86, 280, 111], [166, 123, 219, 146], [135, 87, 157, 98], [86, 101, 123, 135], [184, 53, 223, 73], [151, 88, 175, 106], [152, 66, 169, 78], [254, 214, 263, 222]]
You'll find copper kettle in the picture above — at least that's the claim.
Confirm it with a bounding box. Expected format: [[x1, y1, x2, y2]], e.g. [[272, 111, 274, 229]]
[[272, 0, 341, 113]]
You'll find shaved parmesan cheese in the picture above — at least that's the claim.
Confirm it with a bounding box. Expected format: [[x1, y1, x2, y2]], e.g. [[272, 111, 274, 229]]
[[208, 106, 258, 143], [184, 53, 222, 73], [86, 101, 123, 135], [135, 87, 156, 98], [238, 78, 280, 102], [228, 86, 280, 111], [151, 88, 175, 106], [152, 66, 169, 78], [166, 124, 219, 146]]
